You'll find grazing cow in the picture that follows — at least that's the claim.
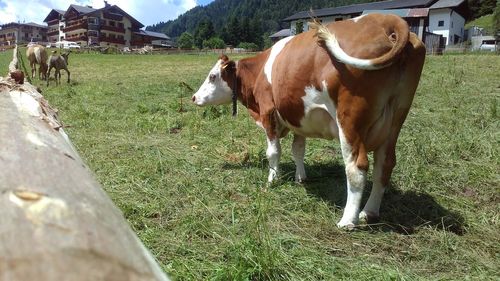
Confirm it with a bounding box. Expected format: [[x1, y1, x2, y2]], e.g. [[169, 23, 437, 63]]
[[47, 51, 70, 86], [192, 14, 425, 228], [26, 44, 48, 80]]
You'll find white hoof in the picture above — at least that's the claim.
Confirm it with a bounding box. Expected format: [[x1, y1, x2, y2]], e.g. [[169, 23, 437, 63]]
[[337, 218, 357, 230], [359, 210, 380, 224], [294, 175, 306, 184]]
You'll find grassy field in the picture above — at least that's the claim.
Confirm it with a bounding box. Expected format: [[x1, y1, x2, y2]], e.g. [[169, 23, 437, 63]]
[[1, 48, 499, 280]]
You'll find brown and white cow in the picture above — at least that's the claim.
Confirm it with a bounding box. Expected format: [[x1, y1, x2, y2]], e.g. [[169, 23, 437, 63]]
[[26, 44, 48, 80], [192, 14, 425, 228]]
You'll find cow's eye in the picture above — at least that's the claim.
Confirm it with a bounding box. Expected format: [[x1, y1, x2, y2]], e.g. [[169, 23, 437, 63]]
[[209, 74, 216, 82]]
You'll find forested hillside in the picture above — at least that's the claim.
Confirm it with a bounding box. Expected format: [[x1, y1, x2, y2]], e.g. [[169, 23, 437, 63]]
[[146, 0, 498, 49], [147, 0, 377, 47]]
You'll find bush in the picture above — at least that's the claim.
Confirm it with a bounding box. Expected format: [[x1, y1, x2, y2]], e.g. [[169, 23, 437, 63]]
[[203, 37, 225, 49], [237, 42, 259, 51]]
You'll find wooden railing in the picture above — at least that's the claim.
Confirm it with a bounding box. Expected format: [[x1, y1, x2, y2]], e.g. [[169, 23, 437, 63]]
[[0, 45, 171, 281], [100, 36, 125, 44], [63, 22, 87, 33], [101, 25, 125, 33]]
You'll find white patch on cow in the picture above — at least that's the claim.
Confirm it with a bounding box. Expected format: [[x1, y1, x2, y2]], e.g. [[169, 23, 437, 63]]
[[336, 120, 366, 228], [264, 36, 294, 84], [287, 81, 339, 139], [192, 59, 233, 106], [266, 137, 281, 182], [34, 47, 43, 64], [352, 15, 366, 23], [317, 27, 382, 70], [255, 121, 265, 130]]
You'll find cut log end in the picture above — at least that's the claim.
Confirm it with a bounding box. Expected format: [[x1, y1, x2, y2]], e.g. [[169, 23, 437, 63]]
[[9, 70, 24, 84]]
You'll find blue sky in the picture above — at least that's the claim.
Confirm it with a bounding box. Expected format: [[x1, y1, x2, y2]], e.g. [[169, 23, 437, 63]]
[[0, 0, 215, 26]]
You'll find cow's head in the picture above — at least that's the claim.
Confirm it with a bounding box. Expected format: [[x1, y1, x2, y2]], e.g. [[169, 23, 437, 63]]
[[62, 52, 70, 65], [192, 55, 237, 107]]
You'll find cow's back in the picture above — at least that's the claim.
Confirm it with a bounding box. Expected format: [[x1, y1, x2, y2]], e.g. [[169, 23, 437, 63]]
[[26, 45, 48, 64]]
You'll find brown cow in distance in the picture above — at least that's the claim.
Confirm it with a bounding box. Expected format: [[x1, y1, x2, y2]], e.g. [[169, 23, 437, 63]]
[[26, 44, 48, 80], [192, 14, 426, 228]]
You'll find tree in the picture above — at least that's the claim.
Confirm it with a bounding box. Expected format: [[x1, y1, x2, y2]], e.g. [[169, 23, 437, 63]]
[[177, 32, 194, 49], [194, 20, 215, 48], [203, 37, 226, 49], [262, 32, 274, 50], [225, 16, 241, 46], [296, 20, 304, 34], [494, 0, 500, 41]]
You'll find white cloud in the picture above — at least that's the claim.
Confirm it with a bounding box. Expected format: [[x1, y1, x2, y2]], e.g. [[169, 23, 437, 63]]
[[0, 0, 200, 27]]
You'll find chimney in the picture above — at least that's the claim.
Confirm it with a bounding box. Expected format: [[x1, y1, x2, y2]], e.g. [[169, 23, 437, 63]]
[[104, 1, 110, 7]]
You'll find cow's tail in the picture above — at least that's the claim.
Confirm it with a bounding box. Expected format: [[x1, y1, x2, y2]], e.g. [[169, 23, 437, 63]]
[[310, 17, 409, 70]]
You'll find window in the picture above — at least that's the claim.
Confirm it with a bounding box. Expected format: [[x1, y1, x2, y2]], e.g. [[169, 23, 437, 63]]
[[88, 30, 98, 37], [109, 21, 115, 27], [438, 20, 444, 27], [335, 17, 343, 21], [88, 17, 98, 25]]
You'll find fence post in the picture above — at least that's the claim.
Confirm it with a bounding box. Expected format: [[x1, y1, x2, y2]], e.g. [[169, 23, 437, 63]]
[[0, 46, 170, 281]]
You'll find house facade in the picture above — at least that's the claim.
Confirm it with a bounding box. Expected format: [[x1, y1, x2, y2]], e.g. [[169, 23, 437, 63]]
[[0, 22, 48, 46], [43, 2, 168, 48], [283, 0, 468, 46]]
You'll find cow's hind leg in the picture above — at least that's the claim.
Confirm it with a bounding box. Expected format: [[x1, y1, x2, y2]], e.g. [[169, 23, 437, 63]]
[[359, 139, 396, 223], [31, 63, 36, 79], [337, 127, 368, 228], [292, 134, 306, 183], [65, 68, 70, 83], [266, 136, 281, 183]]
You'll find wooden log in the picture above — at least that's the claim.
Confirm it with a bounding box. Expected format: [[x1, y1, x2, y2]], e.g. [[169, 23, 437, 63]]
[[0, 48, 170, 281]]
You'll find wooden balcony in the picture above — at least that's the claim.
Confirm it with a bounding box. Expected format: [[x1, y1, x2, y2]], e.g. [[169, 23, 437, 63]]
[[47, 19, 59, 25], [66, 35, 87, 42], [103, 12, 123, 21], [100, 36, 125, 45], [47, 30, 59, 36], [63, 22, 88, 33], [101, 25, 125, 33]]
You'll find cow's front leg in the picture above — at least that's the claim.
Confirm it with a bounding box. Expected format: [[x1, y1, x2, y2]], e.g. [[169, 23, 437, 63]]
[[292, 134, 306, 183], [266, 136, 281, 182]]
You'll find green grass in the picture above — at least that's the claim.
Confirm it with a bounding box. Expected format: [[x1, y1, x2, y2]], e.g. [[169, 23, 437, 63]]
[[2, 49, 499, 280], [465, 14, 494, 33]]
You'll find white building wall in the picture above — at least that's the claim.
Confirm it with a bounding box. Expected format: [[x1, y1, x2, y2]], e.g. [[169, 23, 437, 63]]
[[429, 8, 465, 45]]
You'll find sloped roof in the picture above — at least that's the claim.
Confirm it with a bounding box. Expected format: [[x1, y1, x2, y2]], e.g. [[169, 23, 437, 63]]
[[0, 22, 47, 29], [70, 4, 97, 14], [430, 0, 465, 9], [43, 9, 66, 22], [136, 30, 170, 40], [284, 0, 437, 21], [270, 29, 291, 38], [59, 4, 143, 28], [362, 8, 429, 17]]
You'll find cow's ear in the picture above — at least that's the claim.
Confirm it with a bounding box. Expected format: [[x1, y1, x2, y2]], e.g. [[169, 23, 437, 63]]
[[221, 60, 236, 73], [220, 54, 229, 62]]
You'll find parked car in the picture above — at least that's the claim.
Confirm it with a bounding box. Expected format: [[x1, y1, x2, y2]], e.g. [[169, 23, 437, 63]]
[[48, 41, 81, 49], [479, 40, 497, 52]]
